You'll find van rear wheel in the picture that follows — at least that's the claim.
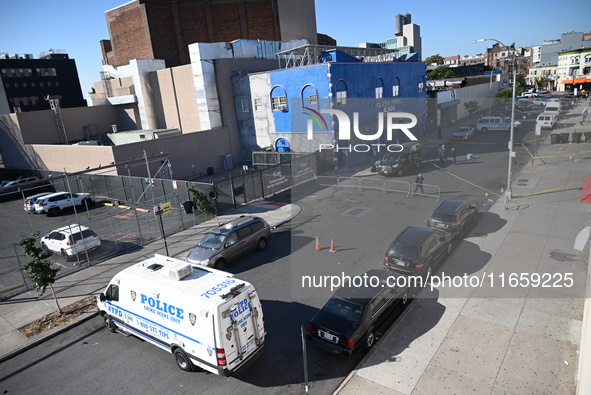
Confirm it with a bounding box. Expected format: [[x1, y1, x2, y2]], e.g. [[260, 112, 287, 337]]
[[257, 237, 268, 251], [173, 349, 194, 372], [480, 127, 488, 133]]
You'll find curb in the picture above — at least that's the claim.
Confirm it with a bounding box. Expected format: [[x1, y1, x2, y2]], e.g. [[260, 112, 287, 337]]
[[0, 310, 99, 364]]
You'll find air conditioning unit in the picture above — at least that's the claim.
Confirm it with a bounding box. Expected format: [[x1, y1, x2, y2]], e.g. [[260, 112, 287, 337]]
[[277, 104, 287, 111], [160, 260, 193, 281]]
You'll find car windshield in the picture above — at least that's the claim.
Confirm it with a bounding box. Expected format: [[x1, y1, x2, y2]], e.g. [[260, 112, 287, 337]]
[[381, 152, 401, 163], [321, 297, 364, 323], [431, 212, 456, 222], [388, 243, 419, 260], [198, 232, 226, 249]]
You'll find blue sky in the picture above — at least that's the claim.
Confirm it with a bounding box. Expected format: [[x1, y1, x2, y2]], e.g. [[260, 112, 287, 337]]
[[1, 0, 590, 99]]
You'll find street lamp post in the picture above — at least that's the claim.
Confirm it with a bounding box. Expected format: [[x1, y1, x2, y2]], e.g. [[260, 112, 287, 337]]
[[474, 38, 516, 208]]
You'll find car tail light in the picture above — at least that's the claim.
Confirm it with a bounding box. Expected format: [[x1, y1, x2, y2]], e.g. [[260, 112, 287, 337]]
[[216, 348, 227, 366], [449, 222, 461, 226], [307, 323, 312, 333], [346, 338, 355, 349], [415, 262, 424, 270], [66, 238, 75, 245]]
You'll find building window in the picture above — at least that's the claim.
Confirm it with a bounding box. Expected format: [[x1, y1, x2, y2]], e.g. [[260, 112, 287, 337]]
[[4, 83, 9, 89], [418, 75, 426, 93], [31, 96, 38, 105], [254, 98, 262, 112], [50, 68, 57, 76], [335, 79, 348, 106], [392, 76, 400, 97], [301, 84, 319, 108], [22, 97, 29, 106], [270, 86, 288, 111], [375, 77, 384, 99], [272, 96, 287, 111], [241, 99, 249, 112]]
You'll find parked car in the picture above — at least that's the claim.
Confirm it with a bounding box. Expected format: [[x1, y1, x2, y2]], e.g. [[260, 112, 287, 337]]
[[532, 98, 548, 106], [33, 191, 95, 216], [383, 226, 453, 279], [307, 270, 408, 356], [186, 215, 271, 270], [41, 224, 101, 260], [520, 92, 538, 98], [427, 199, 478, 238], [23, 192, 52, 213], [0, 176, 53, 201], [476, 117, 521, 132], [373, 142, 422, 177], [452, 127, 475, 141], [494, 108, 531, 119]]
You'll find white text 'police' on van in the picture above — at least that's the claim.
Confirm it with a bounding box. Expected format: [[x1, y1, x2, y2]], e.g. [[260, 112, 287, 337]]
[[96, 254, 266, 374]]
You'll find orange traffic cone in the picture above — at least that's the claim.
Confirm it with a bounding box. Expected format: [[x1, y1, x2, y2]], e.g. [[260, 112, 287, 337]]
[[329, 238, 337, 253], [315, 236, 322, 251]]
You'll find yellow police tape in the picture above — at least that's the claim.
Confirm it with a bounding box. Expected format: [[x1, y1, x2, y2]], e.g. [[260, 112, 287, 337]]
[[430, 162, 502, 198]]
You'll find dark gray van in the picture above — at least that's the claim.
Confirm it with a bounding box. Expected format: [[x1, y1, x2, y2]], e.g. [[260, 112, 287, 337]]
[[186, 216, 271, 271], [374, 142, 422, 177]]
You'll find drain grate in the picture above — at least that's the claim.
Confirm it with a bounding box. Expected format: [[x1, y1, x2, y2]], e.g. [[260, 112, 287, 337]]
[[347, 208, 364, 216]]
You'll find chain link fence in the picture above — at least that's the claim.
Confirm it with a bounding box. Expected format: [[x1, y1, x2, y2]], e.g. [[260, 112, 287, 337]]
[[0, 150, 333, 300]]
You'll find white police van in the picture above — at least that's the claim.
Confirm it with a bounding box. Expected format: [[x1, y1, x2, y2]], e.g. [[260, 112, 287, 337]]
[[96, 254, 266, 374]]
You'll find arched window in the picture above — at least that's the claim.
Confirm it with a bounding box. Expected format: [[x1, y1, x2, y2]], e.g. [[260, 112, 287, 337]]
[[270, 85, 288, 111], [392, 76, 400, 97], [301, 84, 319, 108], [374, 77, 384, 99], [335, 79, 348, 106], [418, 75, 426, 93]]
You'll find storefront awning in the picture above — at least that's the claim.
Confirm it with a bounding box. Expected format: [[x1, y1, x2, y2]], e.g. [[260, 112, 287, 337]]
[[562, 79, 574, 84], [574, 78, 587, 84]]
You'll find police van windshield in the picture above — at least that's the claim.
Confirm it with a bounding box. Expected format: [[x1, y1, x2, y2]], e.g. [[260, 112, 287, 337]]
[[381, 152, 401, 163], [199, 232, 226, 249]]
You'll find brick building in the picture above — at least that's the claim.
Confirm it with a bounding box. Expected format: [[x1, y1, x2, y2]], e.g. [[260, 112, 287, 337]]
[[101, 0, 318, 68]]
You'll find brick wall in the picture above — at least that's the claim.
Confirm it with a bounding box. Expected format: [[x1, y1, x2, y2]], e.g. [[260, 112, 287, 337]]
[[104, 0, 280, 68]]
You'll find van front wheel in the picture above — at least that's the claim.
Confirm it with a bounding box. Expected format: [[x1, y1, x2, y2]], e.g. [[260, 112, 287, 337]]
[[103, 314, 116, 333], [480, 127, 488, 133], [174, 349, 194, 372]]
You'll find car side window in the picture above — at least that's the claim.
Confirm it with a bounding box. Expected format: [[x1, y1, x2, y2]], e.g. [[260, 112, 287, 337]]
[[226, 233, 238, 246], [370, 296, 387, 317], [250, 221, 264, 233], [237, 226, 252, 240], [106, 284, 119, 301]]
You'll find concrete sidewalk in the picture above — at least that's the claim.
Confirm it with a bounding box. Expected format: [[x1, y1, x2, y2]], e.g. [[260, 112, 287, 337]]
[[336, 100, 591, 394], [0, 200, 300, 361]]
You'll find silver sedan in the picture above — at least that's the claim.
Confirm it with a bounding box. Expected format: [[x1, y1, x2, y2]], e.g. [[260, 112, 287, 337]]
[[452, 126, 475, 141]]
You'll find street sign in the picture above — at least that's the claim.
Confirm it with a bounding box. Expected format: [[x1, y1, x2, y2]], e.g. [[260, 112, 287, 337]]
[[153, 203, 163, 217], [172, 180, 178, 190], [144, 178, 155, 186]]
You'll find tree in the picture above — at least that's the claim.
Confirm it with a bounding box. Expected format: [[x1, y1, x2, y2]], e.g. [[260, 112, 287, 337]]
[[188, 188, 216, 217], [425, 54, 444, 66], [19, 234, 62, 313], [463, 101, 481, 116], [495, 88, 514, 99], [427, 66, 456, 80]]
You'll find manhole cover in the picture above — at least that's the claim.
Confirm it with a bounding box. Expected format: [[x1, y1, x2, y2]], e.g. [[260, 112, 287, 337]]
[[348, 208, 364, 216], [517, 179, 529, 182], [340, 207, 372, 217]]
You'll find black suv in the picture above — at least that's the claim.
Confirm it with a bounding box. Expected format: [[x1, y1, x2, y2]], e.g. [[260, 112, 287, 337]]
[[373, 142, 422, 177], [307, 270, 408, 356], [427, 199, 478, 238], [383, 227, 453, 278]]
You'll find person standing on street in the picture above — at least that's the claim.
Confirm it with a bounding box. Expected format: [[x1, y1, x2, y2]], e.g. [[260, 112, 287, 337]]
[[413, 173, 424, 196], [451, 147, 457, 164], [438, 144, 447, 166]]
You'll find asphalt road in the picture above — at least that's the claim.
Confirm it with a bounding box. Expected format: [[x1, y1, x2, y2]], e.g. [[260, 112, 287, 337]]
[[0, 103, 552, 394]]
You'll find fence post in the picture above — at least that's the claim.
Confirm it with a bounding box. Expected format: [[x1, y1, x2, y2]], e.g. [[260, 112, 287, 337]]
[[260, 169, 265, 199], [230, 174, 237, 208]]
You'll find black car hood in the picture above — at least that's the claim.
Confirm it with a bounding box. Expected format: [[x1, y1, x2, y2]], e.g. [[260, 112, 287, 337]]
[[311, 310, 360, 339]]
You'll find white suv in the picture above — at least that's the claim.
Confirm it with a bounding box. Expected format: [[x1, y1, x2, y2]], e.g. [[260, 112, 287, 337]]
[[41, 224, 101, 260], [33, 191, 95, 216]]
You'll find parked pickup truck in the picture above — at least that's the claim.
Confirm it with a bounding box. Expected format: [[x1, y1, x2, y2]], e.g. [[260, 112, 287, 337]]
[[33, 191, 95, 216]]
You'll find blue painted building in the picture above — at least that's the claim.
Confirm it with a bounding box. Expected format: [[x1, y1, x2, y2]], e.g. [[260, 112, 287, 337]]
[[233, 46, 427, 168]]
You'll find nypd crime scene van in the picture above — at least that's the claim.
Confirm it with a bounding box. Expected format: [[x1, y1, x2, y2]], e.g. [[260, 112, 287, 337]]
[[96, 254, 266, 374]]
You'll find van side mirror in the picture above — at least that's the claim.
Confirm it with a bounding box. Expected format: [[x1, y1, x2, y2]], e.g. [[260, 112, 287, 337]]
[[99, 293, 107, 302]]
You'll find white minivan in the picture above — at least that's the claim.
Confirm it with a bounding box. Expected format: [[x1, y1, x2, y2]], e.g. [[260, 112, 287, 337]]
[[544, 100, 562, 118], [536, 112, 558, 129], [476, 116, 514, 132]]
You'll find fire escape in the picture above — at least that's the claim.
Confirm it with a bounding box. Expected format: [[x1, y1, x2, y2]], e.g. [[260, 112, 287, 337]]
[[48, 97, 68, 145]]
